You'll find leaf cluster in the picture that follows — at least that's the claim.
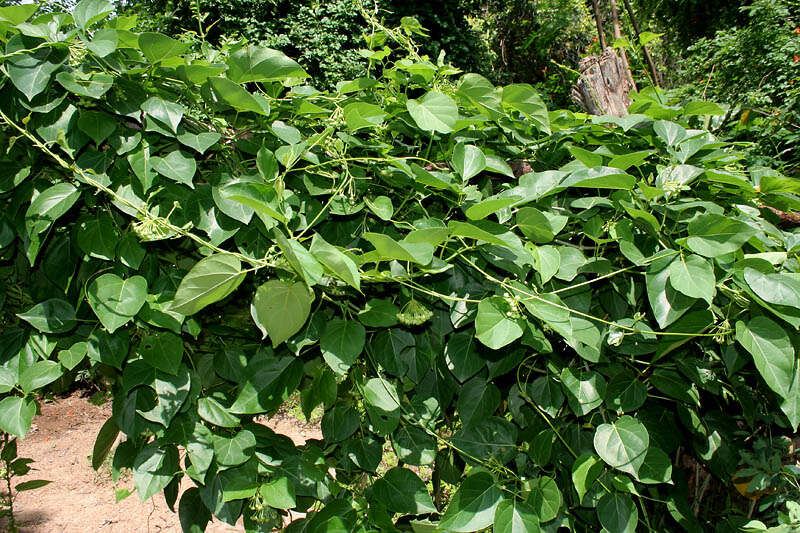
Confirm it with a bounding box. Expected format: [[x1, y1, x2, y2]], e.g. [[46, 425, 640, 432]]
[[1, 2, 800, 532]]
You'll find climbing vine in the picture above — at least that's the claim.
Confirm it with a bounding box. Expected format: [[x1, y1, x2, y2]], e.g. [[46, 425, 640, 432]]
[[1, 1, 800, 532]]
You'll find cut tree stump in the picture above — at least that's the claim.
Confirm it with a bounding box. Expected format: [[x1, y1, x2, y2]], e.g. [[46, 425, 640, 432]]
[[572, 47, 634, 117]]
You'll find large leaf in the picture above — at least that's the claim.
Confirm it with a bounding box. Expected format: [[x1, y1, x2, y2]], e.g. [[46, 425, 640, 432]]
[[209, 77, 270, 116], [251, 280, 314, 347], [17, 298, 76, 334], [501, 84, 550, 133], [452, 143, 486, 182], [735, 317, 796, 399], [87, 274, 148, 333], [440, 471, 503, 532], [0, 397, 37, 439], [226, 45, 308, 83], [493, 499, 541, 533], [406, 91, 458, 133], [72, 0, 114, 30], [475, 296, 525, 349], [138, 32, 188, 64], [133, 444, 179, 501], [310, 234, 360, 291], [744, 268, 800, 309], [370, 467, 436, 515], [686, 214, 756, 257], [668, 254, 716, 303], [5, 35, 69, 101], [171, 254, 246, 315], [597, 492, 638, 533], [25, 183, 80, 236], [594, 415, 649, 476], [320, 319, 366, 375]]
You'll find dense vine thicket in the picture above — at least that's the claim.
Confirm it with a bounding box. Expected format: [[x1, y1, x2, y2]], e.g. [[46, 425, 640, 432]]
[[2, 1, 800, 532]]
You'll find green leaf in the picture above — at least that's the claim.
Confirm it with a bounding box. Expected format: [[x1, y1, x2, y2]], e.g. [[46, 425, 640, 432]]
[[25, 182, 80, 237], [653, 120, 686, 147], [321, 404, 360, 441], [440, 471, 502, 532], [178, 131, 221, 154], [371, 467, 436, 515], [152, 150, 196, 188], [493, 499, 541, 533], [72, 0, 114, 30], [141, 97, 184, 134], [597, 492, 638, 533], [686, 214, 756, 257], [363, 378, 401, 412], [736, 317, 796, 399], [17, 298, 76, 333], [179, 487, 211, 532], [138, 332, 183, 375], [0, 4, 36, 24], [475, 296, 524, 349], [365, 196, 394, 221], [251, 280, 314, 347], [78, 110, 116, 145], [465, 197, 521, 221], [452, 143, 486, 182], [133, 444, 179, 501], [213, 430, 256, 466], [646, 257, 695, 329], [5, 35, 68, 101], [668, 254, 716, 303], [138, 32, 188, 64], [260, 477, 296, 509], [358, 298, 400, 328], [16, 480, 51, 492], [19, 360, 63, 394], [320, 319, 366, 375], [55, 71, 113, 98], [406, 91, 458, 133], [560, 368, 605, 416], [594, 415, 649, 476], [362, 232, 434, 265], [209, 77, 270, 115], [0, 397, 37, 439], [226, 45, 308, 83], [256, 146, 278, 182], [197, 397, 240, 428], [76, 213, 117, 261], [91, 417, 119, 470], [501, 84, 550, 133], [744, 268, 800, 309], [171, 254, 246, 315], [310, 234, 361, 291], [87, 28, 118, 57], [445, 332, 485, 383], [87, 274, 148, 333], [58, 342, 87, 371], [229, 354, 302, 414], [343, 102, 386, 131], [530, 476, 561, 522], [392, 425, 436, 466], [571, 454, 604, 503], [561, 167, 636, 190], [637, 447, 673, 484], [517, 208, 555, 243]]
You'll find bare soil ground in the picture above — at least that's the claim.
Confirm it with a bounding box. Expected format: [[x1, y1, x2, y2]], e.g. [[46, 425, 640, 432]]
[[1, 392, 321, 533]]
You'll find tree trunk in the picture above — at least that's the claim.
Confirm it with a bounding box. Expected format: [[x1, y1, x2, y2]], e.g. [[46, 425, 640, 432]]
[[590, 0, 607, 50], [571, 48, 634, 117], [620, 0, 661, 87], [609, 0, 635, 89]]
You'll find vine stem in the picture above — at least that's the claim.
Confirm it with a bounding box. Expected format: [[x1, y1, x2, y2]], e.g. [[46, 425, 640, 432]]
[[0, 109, 275, 270]]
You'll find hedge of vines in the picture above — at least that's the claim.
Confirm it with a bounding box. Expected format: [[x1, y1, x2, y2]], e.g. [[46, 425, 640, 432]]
[[1, 1, 800, 532]]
